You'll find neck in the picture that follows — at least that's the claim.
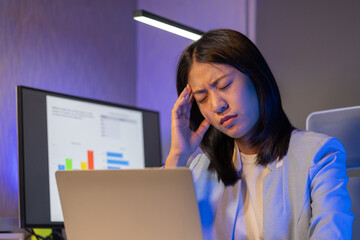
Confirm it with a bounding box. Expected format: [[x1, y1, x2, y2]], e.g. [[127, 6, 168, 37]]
[[235, 138, 258, 155]]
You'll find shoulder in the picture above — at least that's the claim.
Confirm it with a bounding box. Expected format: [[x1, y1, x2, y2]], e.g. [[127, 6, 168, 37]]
[[287, 129, 346, 173], [289, 130, 345, 156], [290, 129, 335, 146]]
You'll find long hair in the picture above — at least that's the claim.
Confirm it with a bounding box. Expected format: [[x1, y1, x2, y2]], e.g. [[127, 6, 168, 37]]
[[177, 29, 294, 185]]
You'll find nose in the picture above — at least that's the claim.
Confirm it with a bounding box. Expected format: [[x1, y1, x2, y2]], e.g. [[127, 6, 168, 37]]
[[211, 93, 228, 114]]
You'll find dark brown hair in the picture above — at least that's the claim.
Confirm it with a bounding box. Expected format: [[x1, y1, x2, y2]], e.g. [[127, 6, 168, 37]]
[[177, 29, 294, 185]]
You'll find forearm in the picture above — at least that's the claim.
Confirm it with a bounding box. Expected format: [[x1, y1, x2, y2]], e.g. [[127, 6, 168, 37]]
[[164, 152, 190, 168]]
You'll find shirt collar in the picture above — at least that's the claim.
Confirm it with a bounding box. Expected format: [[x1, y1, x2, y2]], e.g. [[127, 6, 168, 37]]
[[233, 140, 282, 172]]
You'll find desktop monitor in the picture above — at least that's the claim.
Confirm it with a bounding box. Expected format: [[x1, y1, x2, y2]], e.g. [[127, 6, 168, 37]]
[[17, 86, 162, 228]]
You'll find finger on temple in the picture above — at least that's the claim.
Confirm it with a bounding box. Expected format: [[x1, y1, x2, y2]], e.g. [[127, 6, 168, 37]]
[[185, 101, 191, 119], [172, 101, 183, 119], [180, 103, 186, 117], [172, 85, 191, 119], [173, 88, 188, 108], [181, 85, 189, 97], [187, 84, 192, 93], [174, 92, 187, 111]]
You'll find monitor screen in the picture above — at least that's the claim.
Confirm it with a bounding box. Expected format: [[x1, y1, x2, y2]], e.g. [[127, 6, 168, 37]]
[[17, 86, 162, 228]]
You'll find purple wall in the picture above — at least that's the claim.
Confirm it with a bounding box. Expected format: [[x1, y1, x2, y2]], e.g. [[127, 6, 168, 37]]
[[0, 0, 137, 219], [136, 0, 249, 162]]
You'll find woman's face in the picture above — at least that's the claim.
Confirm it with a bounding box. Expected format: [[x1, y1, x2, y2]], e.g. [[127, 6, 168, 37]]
[[188, 62, 259, 141]]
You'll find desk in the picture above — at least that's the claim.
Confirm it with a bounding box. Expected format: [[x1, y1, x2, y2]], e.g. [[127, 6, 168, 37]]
[[0, 233, 24, 240]]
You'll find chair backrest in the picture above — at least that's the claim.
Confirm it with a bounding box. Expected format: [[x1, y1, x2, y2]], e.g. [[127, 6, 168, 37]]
[[306, 106, 360, 239]]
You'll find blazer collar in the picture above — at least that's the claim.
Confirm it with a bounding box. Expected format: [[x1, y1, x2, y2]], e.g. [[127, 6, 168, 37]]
[[233, 141, 283, 172]]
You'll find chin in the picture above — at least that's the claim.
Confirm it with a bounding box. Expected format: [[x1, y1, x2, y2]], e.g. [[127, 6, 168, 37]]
[[220, 127, 245, 139], [212, 122, 249, 139]]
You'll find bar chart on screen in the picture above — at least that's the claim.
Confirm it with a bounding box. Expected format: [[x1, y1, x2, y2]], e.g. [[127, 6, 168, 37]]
[[57, 150, 95, 170], [106, 152, 129, 169], [46, 95, 145, 222]]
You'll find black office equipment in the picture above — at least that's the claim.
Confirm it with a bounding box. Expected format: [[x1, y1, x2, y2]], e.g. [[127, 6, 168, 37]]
[[17, 86, 162, 228]]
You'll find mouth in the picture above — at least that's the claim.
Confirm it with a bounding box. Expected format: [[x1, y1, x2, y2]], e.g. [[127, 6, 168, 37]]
[[220, 114, 238, 125]]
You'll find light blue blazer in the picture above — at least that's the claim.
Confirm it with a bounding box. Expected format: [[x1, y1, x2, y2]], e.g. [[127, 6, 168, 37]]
[[189, 130, 353, 240]]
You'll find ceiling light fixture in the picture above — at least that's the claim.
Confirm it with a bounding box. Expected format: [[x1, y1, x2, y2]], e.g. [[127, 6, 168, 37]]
[[133, 10, 203, 41]]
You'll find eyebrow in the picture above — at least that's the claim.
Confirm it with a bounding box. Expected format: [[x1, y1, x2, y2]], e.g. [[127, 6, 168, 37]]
[[192, 74, 230, 95]]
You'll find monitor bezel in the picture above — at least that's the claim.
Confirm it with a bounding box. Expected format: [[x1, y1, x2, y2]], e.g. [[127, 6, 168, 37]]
[[17, 85, 162, 228]]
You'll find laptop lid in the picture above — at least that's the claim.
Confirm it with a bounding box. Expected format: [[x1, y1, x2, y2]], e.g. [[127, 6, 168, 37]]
[[56, 168, 203, 240]]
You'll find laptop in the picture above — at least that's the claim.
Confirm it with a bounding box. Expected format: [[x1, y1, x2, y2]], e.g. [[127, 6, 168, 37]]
[[56, 168, 203, 240]]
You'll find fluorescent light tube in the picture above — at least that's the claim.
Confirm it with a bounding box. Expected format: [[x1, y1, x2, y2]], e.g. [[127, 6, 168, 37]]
[[133, 10, 203, 41]]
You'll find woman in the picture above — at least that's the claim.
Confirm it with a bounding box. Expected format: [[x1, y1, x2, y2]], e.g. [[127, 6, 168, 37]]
[[165, 29, 353, 239]]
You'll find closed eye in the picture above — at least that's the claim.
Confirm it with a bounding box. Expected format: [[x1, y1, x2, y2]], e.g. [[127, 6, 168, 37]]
[[198, 96, 207, 103], [219, 82, 232, 90]]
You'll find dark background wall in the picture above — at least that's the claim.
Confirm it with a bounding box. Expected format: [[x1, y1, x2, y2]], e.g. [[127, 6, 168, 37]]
[[257, 3, 360, 237], [256, 0, 360, 130], [0, 0, 137, 219]]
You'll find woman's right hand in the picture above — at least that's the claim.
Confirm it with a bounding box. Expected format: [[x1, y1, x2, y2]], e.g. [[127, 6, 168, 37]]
[[165, 84, 211, 168]]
